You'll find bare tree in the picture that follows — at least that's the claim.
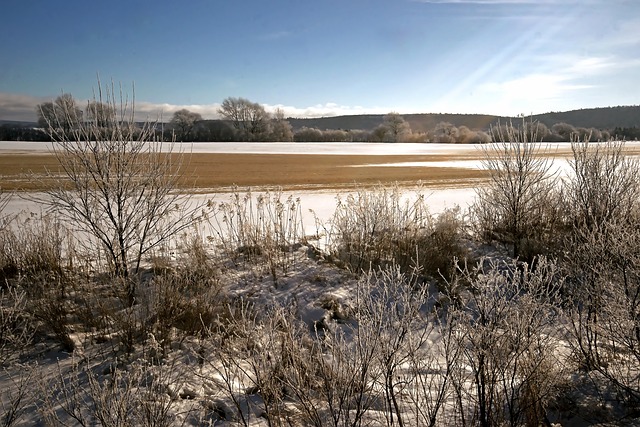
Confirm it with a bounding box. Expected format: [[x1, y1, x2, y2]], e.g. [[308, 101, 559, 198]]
[[551, 122, 577, 141], [268, 108, 293, 142], [37, 94, 83, 132], [218, 97, 270, 141], [562, 140, 640, 230], [454, 126, 492, 144], [370, 125, 388, 142], [472, 122, 558, 259], [169, 108, 202, 142], [293, 126, 323, 142], [85, 100, 115, 127], [432, 122, 460, 143], [524, 121, 551, 141], [36, 101, 55, 128], [37, 81, 202, 305], [381, 112, 411, 143]]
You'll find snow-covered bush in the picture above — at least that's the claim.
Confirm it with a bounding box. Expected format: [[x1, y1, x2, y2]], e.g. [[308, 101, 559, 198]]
[[445, 256, 567, 426], [564, 218, 640, 410], [472, 122, 560, 261], [209, 189, 305, 284], [324, 186, 468, 282], [324, 186, 431, 272]]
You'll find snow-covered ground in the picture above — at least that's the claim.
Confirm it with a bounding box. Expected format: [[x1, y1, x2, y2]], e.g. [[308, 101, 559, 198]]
[[4, 140, 637, 155], [4, 187, 477, 240], [0, 141, 481, 155]]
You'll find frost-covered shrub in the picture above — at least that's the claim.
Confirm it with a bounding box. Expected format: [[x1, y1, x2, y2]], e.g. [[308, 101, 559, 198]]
[[1, 214, 76, 352], [562, 140, 640, 230], [472, 123, 560, 260], [324, 187, 468, 281], [446, 257, 566, 426], [209, 190, 304, 284], [564, 218, 640, 409], [416, 206, 469, 281], [38, 357, 193, 426], [323, 186, 431, 273]]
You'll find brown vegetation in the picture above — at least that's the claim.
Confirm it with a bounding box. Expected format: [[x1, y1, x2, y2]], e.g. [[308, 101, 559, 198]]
[[0, 152, 491, 192], [5, 143, 640, 193]]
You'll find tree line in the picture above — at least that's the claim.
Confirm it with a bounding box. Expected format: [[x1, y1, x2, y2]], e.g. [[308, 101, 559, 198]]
[[0, 94, 635, 142], [168, 102, 629, 143]]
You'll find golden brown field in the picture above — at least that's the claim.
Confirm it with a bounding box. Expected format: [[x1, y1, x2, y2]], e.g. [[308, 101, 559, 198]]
[[0, 152, 490, 192], [3, 142, 637, 192]]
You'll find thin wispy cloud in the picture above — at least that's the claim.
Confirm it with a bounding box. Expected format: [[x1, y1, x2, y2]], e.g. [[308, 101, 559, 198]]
[[263, 103, 391, 118], [259, 31, 292, 41], [415, 0, 607, 4], [431, 49, 635, 116], [469, 54, 621, 114], [134, 102, 222, 121]]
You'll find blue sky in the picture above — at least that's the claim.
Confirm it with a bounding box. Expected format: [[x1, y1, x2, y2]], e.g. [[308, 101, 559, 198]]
[[1, 0, 638, 121]]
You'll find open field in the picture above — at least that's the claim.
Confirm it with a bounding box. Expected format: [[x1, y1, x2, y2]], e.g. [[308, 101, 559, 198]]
[[0, 152, 491, 192], [184, 153, 491, 190], [2, 141, 640, 192]]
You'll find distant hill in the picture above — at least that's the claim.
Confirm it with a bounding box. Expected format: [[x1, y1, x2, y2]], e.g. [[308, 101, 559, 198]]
[[532, 106, 640, 130], [0, 120, 37, 127], [287, 106, 640, 132]]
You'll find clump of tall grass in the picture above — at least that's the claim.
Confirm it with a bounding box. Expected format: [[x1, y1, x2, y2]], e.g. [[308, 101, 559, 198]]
[[146, 232, 226, 351], [321, 186, 468, 280], [208, 189, 305, 284], [0, 286, 36, 366], [321, 186, 430, 272], [0, 213, 77, 352], [0, 213, 70, 283]]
